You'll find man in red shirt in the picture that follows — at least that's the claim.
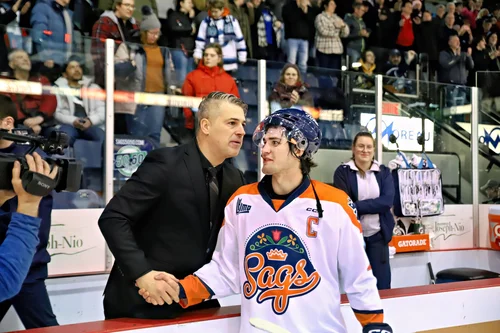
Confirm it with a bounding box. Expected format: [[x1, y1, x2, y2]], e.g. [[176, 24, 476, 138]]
[[395, 0, 415, 52], [1, 49, 56, 135]]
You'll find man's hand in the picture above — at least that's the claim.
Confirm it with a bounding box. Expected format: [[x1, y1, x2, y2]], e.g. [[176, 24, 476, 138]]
[[135, 271, 180, 306], [20, 1, 31, 14], [73, 119, 83, 129], [31, 125, 41, 135], [138, 272, 183, 305], [23, 116, 44, 128], [12, 0, 22, 12], [80, 118, 92, 131], [14, 153, 58, 217], [44, 60, 54, 68], [290, 90, 300, 104]]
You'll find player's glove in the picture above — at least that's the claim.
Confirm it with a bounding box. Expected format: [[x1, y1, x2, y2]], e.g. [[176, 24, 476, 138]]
[[362, 322, 393, 333]]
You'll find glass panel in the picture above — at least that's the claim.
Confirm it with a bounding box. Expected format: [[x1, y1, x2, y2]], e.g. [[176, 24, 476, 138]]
[[264, 61, 366, 185], [0, 25, 108, 276], [0, 26, 106, 208], [232, 59, 260, 184], [111, 43, 262, 187], [379, 77, 471, 205], [476, 71, 500, 205]]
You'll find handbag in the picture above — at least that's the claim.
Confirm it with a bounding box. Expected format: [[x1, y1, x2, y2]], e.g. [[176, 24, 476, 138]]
[[392, 152, 444, 217]]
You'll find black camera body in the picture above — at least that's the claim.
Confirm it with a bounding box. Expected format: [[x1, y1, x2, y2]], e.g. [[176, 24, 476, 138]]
[[0, 129, 83, 196]]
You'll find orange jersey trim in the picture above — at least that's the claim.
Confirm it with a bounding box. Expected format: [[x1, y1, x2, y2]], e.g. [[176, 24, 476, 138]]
[[299, 181, 363, 233], [179, 275, 212, 308], [272, 199, 285, 211], [355, 312, 384, 327], [226, 183, 260, 207]]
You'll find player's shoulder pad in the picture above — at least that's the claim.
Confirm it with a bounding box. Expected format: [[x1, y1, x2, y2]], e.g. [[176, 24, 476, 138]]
[[226, 182, 260, 207]]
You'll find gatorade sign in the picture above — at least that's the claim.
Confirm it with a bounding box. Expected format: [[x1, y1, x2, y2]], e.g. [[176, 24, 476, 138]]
[[390, 234, 430, 253]]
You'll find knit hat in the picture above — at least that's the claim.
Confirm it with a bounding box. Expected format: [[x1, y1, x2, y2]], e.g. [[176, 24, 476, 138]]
[[140, 6, 161, 31]]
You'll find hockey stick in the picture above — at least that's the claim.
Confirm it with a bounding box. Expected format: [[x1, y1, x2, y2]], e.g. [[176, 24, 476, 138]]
[[249, 318, 291, 333]]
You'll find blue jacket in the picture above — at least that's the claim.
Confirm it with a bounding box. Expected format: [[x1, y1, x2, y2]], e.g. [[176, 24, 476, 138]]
[[0, 143, 53, 283], [0, 209, 42, 302], [333, 162, 395, 244], [30, 0, 74, 65]]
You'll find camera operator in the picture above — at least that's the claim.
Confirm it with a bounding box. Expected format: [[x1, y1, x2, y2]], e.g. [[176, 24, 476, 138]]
[[0, 153, 59, 303], [0, 95, 59, 328]]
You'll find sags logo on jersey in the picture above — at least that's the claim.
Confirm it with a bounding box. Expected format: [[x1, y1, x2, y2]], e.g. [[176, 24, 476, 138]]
[[243, 225, 321, 315]]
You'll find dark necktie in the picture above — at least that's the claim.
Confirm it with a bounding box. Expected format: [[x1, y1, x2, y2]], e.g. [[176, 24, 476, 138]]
[[207, 167, 219, 230]]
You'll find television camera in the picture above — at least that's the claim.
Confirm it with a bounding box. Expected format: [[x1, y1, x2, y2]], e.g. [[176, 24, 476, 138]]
[[0, 129, 83, 196]]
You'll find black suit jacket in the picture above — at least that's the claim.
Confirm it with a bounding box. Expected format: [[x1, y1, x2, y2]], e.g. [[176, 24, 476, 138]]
[[99, 140, 246, 319]]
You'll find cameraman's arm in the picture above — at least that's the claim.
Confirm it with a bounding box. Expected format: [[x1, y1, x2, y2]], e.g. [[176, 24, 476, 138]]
[[0, 153, 58, 302], [0, 212, 41, 302]]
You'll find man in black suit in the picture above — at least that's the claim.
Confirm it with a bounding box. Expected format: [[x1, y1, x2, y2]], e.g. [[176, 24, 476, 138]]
[[98, 92, 247, 319]]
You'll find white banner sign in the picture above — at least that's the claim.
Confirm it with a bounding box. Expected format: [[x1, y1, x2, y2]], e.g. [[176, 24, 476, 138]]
[[360, 113, 434, 152], [457, 122, 500, 154], [47, 209, 106, 276]]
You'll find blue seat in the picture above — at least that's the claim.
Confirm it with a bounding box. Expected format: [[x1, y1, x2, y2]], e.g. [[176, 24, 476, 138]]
[[233, 135, 258, 183], [318, 76, 335, 89], [236, 66, 258, 81], [267, 69, 281, 84], [73, 140, 104, 191], [305, 73, 319, 88], [52, 189, 104, 209], [238, 82, 258, 106], [73, 140, 102, 169], [245, 106, 258, 135]]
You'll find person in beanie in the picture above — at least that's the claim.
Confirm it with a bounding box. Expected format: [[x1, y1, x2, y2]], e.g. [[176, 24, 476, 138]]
[[129, 6, 176, 147]]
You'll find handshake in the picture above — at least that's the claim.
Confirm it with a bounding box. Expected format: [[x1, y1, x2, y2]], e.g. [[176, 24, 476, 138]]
[[135, 270, 182, 306]]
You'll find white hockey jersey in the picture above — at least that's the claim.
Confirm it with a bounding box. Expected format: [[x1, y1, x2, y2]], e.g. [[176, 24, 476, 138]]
[[179, 177, 384, 333]]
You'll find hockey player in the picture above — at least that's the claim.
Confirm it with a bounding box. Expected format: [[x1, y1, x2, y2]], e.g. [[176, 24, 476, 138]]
[[139, 108, 393, 333]]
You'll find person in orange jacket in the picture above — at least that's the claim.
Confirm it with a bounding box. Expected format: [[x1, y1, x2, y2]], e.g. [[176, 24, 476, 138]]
[[182, 43, 240, 133]]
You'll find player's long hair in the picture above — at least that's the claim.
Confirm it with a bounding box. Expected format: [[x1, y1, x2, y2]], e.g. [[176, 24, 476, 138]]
[[288, 142, 317, 175]]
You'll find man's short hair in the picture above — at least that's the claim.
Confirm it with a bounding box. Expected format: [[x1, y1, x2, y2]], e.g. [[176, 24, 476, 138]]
[[196, 92, 248, 133], [0, 95, 17, 121], [112, 0, 123, 11], [207, 0, 225, 10], [7, 49, 27, 63]]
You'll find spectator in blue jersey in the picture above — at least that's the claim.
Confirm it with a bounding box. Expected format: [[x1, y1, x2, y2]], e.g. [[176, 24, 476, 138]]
[[0, 95, 59, 328], [193, 0, 247, 73], [333, 131, 395, 290], [0, 153, 59, 303]]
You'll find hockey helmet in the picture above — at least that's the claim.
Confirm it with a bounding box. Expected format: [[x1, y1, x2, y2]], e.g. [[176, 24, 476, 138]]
[[252, 108, 321, 159]]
